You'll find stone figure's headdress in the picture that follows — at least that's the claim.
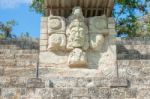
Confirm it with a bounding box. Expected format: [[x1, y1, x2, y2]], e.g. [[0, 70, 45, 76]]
[[67, 7, 88, 35]]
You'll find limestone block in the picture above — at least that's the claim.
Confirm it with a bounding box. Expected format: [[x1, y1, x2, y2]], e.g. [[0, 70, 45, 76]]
[[72, 88, 88, 97], [68, 48, 88, 67], [40, 40, 48, 46], [40, 28, 48, 34], [88, 87, 99, 97], [4, 68, 36, 77], [40, 33, 48, 40], [137, 89, 150, 99], [89, 15, 108, 34], [27, 78, 45, 88], [48, 34, 66, 51], [40, 46, 47, 51], [39, 52, 68, 67], [48, 16, 66, 34], [125, 88, 137, 98], [35, 88, 52, 98], [41, 17, 48, 22], [110, 88, 125, 99], [108, 24, 115, 29], [49, 77, 77, 87], [110, 77, 128, 88], [0, 67, 4, 76], [77, 77, 93, 87], [52, 88, 72, 99], [1, 88, 21, 99], [108, 17, 115, 24], [99, 88, 110, 98], [4, 77, 26, 88], [109, 28, 117, 35], [90, 34, 105, 51]]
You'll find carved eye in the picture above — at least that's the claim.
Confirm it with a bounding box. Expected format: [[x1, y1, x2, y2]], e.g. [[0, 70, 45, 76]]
[[49, 19, 61, 29]]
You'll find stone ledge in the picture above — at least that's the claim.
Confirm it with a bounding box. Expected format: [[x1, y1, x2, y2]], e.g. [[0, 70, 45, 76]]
[[110, 77, 128, 88], [27, 78, 45, 88]]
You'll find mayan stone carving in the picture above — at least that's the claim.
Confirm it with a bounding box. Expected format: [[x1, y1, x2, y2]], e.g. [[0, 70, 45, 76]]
[[40, 6, 116, 68]]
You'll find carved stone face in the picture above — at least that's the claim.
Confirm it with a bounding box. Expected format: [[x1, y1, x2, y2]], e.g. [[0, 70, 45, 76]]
[[70, 26, 85, 47], [67, 21, 88, 50]]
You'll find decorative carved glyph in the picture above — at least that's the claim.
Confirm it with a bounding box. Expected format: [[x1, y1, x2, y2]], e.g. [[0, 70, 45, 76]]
[[48, 16, 66, 34], [48, 34, 66, 51]]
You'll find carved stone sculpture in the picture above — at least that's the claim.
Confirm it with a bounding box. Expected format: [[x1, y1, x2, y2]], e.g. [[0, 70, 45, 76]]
[[48, 34, 66, 51], [48, 16, 66, 34], [68, 48, 88, 67], [66, 7, 89, 51]]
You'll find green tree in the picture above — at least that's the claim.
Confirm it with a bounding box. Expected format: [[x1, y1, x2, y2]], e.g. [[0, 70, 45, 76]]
[[0, 20, 17, 39], [114, 0, 149, 37]]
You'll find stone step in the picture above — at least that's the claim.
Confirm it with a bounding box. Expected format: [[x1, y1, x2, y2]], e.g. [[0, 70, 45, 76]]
[[0, 87, 141, 99]]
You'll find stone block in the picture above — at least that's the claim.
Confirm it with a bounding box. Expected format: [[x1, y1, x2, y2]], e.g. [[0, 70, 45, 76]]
[[72, 88, 88, 97], [99, 88, 110, 98], [77, 77, 93, 87], [40, 46, 47, 51], [5, 77, 26, 88], [125, 88, 137, 98], [88, 87, 99, 97], [110, 78, 128, 88], [137, 89, 150, 99], [1, 88, 21, 99], [4, 68, 36, 77], [52, 88, 72, 99], [108, 24, 115, 29], [40, 33, 48, 40], [40, 40, 48, 46], [0, 67, 4, 76], [110, 88, 125, 99], [109, 28, 117, 35], [40, 28, 48, 34], [27, 78, 45, 88], [108, 17, 115, 24], [49, 77, 77, 88], [41, 17, 48, 22], [94, 77, 110, 87], [35, 88, 52, 98]]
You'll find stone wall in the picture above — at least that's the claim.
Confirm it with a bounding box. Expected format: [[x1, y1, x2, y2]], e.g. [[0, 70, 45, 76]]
[[0, 38, 150, 99]]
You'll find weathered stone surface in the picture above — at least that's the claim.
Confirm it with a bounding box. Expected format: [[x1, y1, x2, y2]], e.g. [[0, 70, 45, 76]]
[[52, 88, 72, 99], [4, 68, 36, 77], [90, 34, 105, 51], [1, 88, 21, 99], [40, 40, 48, 46], [137, 89, 150, 99], [89, 15, 108, 33], [99, 88, 110, 98], [110, 88, 125, 99], [0, 67, 4, 76], [49, 77, 77, 88], [48, 34, 66, 51], [27, 78, 45, 88], [68, 48, 88, 67], [125, 88, 137, 98], [48, 16, 66, 34], [110, 78, 128, 88], [40, 45, 47, 51], [72, 88, 88, 97]]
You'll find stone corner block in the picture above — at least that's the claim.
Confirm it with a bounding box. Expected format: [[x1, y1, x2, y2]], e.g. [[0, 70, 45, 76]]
[[27, 78, 45, 88], [110, 77, 128, 88]]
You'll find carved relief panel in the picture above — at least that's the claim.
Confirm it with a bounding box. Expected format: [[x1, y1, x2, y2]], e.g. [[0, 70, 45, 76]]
[[44, 7, 112, 68]]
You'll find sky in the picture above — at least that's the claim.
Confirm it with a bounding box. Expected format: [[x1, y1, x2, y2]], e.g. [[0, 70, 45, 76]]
[[0, 0, 42, 38]]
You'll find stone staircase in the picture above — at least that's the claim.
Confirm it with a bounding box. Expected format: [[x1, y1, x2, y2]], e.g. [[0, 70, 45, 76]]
[[0, 41, 150, 99]]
